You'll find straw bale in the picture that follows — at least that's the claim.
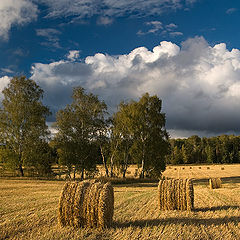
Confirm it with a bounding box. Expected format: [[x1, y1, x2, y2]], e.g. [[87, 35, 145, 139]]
[[98, 182, 114, 229], [216, 178, 222, 188], [158, 178, 194, 211], [58, 181, 78, 226], [186, 179, 194, 210], [209, 178, 221, 189], [182, 179, 187, 210], [58, 181, 70, 227], [73, 181, 90, 227], [58, 180, 114, 229], [158, 180, 165, 210]]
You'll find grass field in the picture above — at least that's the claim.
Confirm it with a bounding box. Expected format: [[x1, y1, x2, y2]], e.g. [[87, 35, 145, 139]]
[[1, 167, 240, 239]]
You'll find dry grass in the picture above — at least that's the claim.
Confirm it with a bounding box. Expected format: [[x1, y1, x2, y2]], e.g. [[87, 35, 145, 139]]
[[164, 164, 240, 180], [1, 177, 240, 240]]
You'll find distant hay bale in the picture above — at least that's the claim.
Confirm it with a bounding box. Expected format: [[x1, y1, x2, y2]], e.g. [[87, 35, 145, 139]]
[[189, 167, 192, 169], [209, 178, 222, 189], [58, 180, 114, 228], [207, 167, 210, 170], [199, 167, 201, 169], [158, 179, 194, 211], [174, 168, 177, 170], [221, 167, 224, 170]]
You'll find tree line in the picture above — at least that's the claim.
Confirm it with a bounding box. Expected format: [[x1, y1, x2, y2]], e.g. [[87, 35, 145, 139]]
[[0, 76, 169, 179], [166, 135, 240, 165]]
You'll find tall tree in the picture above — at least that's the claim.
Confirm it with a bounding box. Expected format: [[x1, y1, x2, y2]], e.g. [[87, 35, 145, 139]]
[[53, 87, 107, 180], [113, 93, 169, 178], [111, 102, 133, 178], [0, 76, 51, 176]]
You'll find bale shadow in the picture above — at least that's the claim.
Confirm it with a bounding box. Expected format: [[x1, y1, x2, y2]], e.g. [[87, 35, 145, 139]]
[[193, 176, 240, 185], [113, 183, 158, 188], [194, 205, 240, 212], [114, 215, 240, 229]]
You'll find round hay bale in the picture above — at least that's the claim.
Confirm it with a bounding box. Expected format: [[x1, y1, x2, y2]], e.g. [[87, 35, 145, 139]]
[[209, 178, 213, 189], [182, 179, 187, 210], [58, 181, 78, 226], [58, 181, 70, 227], [209, 178, 221, 189], [98, 182, 114, 229], [158, 178, 194, 212], [216, 178, 222, 188], [58, 180, 114, 229], [158, 180, 163, 210], [186, 179, 194, 210], [176, 179, 181, 210], [73, 181, 90, 227]]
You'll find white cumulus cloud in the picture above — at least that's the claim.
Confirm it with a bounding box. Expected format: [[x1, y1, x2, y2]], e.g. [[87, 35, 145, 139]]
[[67, 50, 80, 61], [0, 0, 38, 40], [0, 76, 10, 100], [3, 37, 240, 136]]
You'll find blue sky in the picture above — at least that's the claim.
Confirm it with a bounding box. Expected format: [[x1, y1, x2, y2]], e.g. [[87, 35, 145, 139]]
[[0, 0, 240, 138]]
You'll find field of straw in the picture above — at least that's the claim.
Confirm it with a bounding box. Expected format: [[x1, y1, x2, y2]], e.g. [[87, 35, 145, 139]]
[[1, 172, 240, 240], [163, 164, 240, 180]]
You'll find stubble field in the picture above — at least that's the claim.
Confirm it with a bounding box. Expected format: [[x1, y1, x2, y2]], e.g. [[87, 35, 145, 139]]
[[0, 165, 240, 240]]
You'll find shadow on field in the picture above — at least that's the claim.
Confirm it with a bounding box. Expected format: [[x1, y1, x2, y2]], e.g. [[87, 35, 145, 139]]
[[193, 176, 240, 185], [194, 205, 240, 212], [114, 214, 240, 228], [113, 183, 158, 188]]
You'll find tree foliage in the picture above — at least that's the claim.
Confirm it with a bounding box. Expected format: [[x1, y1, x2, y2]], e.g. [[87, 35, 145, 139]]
[[0, 76, 51, 176], [166, 135, 240, 165], [112, 93, 169, 178], [53, 87, 107, 179]]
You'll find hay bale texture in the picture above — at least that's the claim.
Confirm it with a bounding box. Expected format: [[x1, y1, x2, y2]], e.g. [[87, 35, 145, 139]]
[[58, 180, 114, 228], [158, 179, 194, 211], [209, 178, 222, 189]]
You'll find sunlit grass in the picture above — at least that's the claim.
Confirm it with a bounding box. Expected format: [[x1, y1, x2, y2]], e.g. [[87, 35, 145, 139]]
[[1, 176, 240, 239]]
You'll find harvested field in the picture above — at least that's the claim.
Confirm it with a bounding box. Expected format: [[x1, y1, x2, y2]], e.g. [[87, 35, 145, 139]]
[[1, 178, 240, 239], [163, 164, 240, 180]]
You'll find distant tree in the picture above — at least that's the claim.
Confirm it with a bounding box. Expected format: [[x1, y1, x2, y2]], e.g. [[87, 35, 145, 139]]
[[113, 93, 169, 178], [0, 76, 51, 176], [53, 87, 107, 180]]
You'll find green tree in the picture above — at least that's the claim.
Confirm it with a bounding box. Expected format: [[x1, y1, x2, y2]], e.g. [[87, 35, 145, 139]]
[[53, 87, 107, 180], [0, 76, 51, 176], [113, 93, 169, 178], [111, 102, 133, 178]]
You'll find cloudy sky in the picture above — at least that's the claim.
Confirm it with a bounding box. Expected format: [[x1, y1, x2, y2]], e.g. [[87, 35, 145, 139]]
[[0, 0, 240, 138]]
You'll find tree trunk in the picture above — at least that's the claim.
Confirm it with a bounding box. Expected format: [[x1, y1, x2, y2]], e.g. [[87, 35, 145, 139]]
[[140, 155, 145, 178], [18, 151, 24, 176], [140, 143, 145, 178], [19, 164, 24, 177], [122, 148, 128, 178], [122, 168, 126, 178], [80, 168, 84, 180], [110, 155, 114, 177], [100, 146, 109, 177], [73, 167, 76, 181], [110, 141, 118, 177]]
